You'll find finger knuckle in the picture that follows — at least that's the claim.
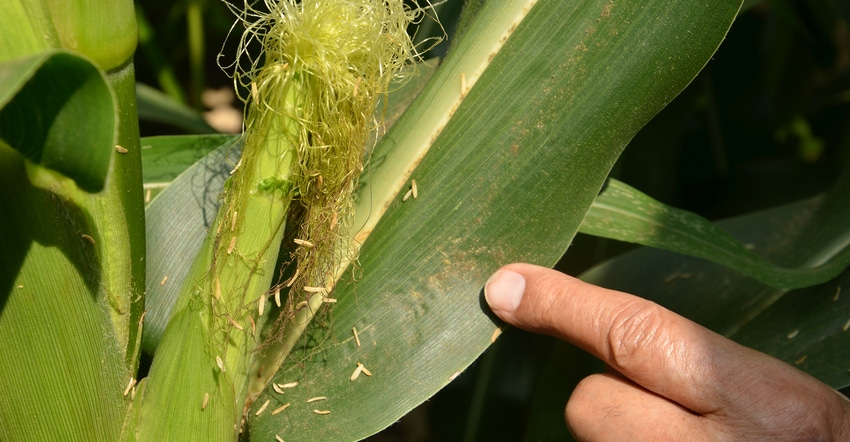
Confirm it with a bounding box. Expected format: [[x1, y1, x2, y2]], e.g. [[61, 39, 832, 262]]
[[604, 300, 672, 370]]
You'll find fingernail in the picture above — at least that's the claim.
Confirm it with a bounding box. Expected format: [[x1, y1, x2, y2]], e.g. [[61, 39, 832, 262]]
[[484, 270, 525, 313]]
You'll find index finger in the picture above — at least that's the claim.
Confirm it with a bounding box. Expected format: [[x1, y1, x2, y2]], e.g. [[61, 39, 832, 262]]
[[483, 263, 740, 414]]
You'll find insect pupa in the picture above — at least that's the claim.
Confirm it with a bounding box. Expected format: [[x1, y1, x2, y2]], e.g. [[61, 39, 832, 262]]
[[123, 378, 136, 397], [202, 392, 209, 410], [358, 362, 372, 377], [226, 314, 244, 331], [255, 399, 270, 416], [258, 293, 267, 316], [352, 327, 361, 347], [350, 364, 363, 381], [272, 403, 291, 415], [461, 72, 468, 97]]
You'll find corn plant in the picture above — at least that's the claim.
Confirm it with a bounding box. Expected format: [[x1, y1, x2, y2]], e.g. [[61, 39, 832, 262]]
[[2, 0, 849, 440]]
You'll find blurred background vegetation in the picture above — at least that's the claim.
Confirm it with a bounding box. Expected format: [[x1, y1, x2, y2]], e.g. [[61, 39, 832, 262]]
[[132, 0, 850, 440]]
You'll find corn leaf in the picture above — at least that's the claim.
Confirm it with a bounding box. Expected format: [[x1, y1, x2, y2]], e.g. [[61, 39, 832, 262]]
[[0, 51, 114, 192], [580, 178, 850, 289], [248, 0, 742, 440]]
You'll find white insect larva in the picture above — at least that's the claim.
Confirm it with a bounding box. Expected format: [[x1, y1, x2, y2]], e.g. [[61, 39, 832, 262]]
[[461, 72, 467, 97], [352, 76, 361, 98], [313, 410, 331, 415], [448, 371, 461, 382], [115, 144, 128, 154], [255, 399, 270, 416], [160, 275, 168, 286], [352, 327, 361, 348], [145, 188, 152, 204], [330, 211, 338, 230], [321, 297, 337, 303], [274, 286, 282, 307], [295, 301, 308, 310], [216, 355, 226, 373], [231, 211, 238, 232], [271, 403, 291, 415], [285, 268, 300, 288], [306, 396, 327, 403], [491, 326, 503, 343], [280, 382, 298, 389], [795, 355, 808, 365], [358, 362, 372, 377], [258, 292, 267, 316], [202, 392, 209, 410], [81, 234, 96, 245], [275, 435, 284, 442], [835, 286, 842, 302], [123, 378, 137, 397], [304, 286, 325, 293], [226, 314, 244, 331], [787, 329, 799, 339], [248, 315, 256, 336], [843, 318, 850, 332], [350, 364, 363, 381], [411, 179, 418, 199], [272, 383, 285, 394], [131, 386, 136, 400], [214, 278, 221, 301], [402, 188, 413, 202], [227, 236, 237, 254], [294, 238, 314, 247]]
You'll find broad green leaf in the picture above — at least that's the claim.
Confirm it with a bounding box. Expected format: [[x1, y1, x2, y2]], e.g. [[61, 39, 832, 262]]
[[0, 144, 128, 442], [580, 178, 850, 289], [0, 51, 114, 192], [249, 0, 742, 440], [581, 169, 850, 337], [134, 309, 235, 441]]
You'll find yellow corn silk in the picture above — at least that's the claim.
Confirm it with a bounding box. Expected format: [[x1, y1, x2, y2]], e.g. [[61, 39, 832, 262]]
[[224, 0, 420, 312]]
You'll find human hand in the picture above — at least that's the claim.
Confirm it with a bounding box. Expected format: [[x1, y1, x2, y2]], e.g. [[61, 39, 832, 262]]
[[484, 263, 850, 441]]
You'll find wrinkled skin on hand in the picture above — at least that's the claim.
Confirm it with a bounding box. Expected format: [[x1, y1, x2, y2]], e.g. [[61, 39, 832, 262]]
[[485, 263, 850, 441]]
